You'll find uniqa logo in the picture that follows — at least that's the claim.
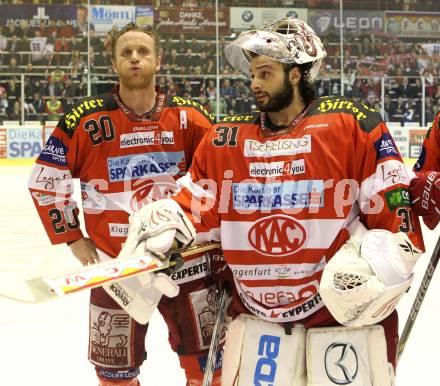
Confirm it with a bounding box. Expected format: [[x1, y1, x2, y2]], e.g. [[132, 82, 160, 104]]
[[248, 215, 307, 256]]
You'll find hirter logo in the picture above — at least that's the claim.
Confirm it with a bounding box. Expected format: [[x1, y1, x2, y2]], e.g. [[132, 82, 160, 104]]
[[248, 215, 307, 256]]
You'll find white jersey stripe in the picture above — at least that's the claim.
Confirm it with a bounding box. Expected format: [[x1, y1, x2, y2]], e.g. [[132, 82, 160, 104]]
[[220, 218, 346, 251]]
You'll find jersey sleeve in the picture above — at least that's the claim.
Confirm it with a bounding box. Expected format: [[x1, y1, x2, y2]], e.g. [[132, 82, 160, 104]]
[[183, 106, 213, 169], [414, 112, 440, 172], [173, 132, 221, 243], [354, 115, 424, 251], [28, 118, 84, 244]]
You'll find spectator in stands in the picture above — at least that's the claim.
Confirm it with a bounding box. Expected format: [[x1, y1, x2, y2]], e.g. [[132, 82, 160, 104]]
[[30, 92, 45, 115], [203, 39, 215, 57], [176, 33, 189, 54], [181, 48, 196, 71], [69, 50, 85, 70], [0, 90, 9, 119], [203, 59, 216, 75], [0, 27, 7, 52], [45, 95, 63, 121], [7, 35, 24, 63], [179, 79, 194, 98], [7, 77, 20, 100], [62, 78, 78, 100], [190, 37, 202, 53], [94, 49, 111, 70], [50, 67, 67, 83], [220, 78, 236, 100], [9, 100, 21, 121], [164, 48, 180, 73], [6, 56, 19, 73], [208, 95, 227, 116], [46, 77, 63, 98], [204, 79, 216, 99], [235, 79, 250, 98], [5, 22, 19, 38]]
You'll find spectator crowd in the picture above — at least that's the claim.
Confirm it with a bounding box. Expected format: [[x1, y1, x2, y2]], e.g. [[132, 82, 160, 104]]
[[0, 1, 439, 125]]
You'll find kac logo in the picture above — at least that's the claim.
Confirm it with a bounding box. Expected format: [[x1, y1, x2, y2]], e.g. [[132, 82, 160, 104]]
[[324, 342, 358, 385], [253, 335, 280, 386], [248, 215, 307, 256]]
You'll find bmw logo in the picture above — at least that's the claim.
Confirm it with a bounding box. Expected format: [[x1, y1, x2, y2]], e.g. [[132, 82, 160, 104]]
[[286, 10, 298, 18], [242, 10, 253, 22]]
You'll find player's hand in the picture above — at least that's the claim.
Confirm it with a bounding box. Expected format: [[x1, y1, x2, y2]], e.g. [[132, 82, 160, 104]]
[[409, 171, 440, 229], [68, 237, 100, 265]]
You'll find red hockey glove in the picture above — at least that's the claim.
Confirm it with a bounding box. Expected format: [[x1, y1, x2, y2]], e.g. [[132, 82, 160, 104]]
[[409, 171, 440, 230]]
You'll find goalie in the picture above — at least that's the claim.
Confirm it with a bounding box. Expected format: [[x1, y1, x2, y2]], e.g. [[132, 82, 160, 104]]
[[120, 18, 425, 385]]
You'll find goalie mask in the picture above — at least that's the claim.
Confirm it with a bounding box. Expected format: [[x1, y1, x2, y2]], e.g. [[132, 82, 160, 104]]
[[225, 18, 327, 82]]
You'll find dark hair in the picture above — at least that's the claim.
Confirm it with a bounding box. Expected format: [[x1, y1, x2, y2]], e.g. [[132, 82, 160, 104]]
[[282, 62, 315, 106], [111, 22, 160, 60]]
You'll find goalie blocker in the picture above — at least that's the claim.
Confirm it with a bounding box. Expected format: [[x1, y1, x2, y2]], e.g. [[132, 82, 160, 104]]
[[222, 314, 394, 386]]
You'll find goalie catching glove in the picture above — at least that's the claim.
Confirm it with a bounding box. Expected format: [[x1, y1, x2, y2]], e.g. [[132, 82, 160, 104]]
[[320, 218, 421, 327]]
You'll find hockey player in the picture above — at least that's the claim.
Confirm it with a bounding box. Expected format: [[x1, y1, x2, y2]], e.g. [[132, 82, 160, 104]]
[[118, 19, 425, 385], [28, 23, 222, 386], [409, 112, 440, 229]]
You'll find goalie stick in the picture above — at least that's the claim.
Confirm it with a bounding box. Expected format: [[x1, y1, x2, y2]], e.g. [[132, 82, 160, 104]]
[[1, 242, 220, 306], [398, 234, 440, 361], [202, 286, 231, 386]]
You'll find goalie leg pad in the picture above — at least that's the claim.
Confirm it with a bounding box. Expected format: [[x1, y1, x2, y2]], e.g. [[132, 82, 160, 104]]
[[222, 314, 307, 386], [306, 325, 395, 386]]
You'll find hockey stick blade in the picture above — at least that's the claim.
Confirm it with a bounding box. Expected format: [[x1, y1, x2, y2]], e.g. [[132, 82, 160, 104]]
[[398, 234, 440, 361], [102, 242, 222, 324], [24, 253, 170, 303], [6, 242, 220, 304]]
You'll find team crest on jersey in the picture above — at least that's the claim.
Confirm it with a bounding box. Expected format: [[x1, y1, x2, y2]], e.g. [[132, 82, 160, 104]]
[[247, 215, 307, 256], [130, 177, 177, 212]]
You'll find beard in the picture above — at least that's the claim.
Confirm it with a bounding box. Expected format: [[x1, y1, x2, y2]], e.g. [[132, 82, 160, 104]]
[[118, 70, 154, 90], [255, 74, 294, 112]]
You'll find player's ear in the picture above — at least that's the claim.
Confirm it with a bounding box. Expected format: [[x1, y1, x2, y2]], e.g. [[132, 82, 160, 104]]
[[289, 66, 301, 85]]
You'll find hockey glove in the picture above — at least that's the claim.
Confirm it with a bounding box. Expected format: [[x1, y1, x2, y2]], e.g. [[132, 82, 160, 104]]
[[409, 171, 440, 229]]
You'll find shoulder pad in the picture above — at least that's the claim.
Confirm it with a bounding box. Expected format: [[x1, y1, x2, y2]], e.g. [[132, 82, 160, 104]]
[[169, 96, 214, 123], [59, 94, 117, 137], [309, 97, 383, 133], [220, 113, 259, 123]]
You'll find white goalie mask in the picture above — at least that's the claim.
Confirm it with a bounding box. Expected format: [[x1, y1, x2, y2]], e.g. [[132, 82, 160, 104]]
[[225, 18, 327, 82]]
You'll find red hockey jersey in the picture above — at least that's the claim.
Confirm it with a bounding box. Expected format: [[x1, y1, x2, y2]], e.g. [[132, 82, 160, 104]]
[[28, 87, 213, 259], [414, 111, 440, 172], [173, 96, 424, 323]]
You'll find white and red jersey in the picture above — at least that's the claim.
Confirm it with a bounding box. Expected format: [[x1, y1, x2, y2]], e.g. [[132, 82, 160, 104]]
[[173, 96, 424, 324], [28, 86, 213, 258], [414, 111, 440, 172]]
